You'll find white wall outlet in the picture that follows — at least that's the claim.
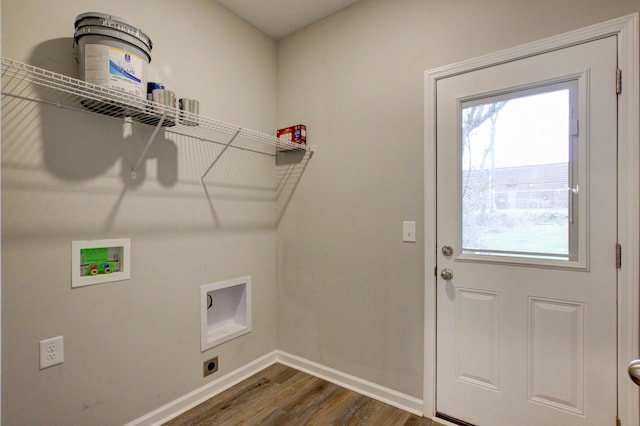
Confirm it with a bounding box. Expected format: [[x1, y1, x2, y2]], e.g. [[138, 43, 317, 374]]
[[40, 336, 64, 369]]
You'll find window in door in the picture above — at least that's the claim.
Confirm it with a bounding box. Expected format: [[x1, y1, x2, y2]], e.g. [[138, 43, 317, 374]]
[[460, 81, 583, 265]]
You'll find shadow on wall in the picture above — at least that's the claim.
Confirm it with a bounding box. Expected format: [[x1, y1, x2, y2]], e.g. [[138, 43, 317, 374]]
[[27, 38, 178, 186], [199, 146, 313, 229], [3, 38, 312, 230], [276, 149, 312, 225]]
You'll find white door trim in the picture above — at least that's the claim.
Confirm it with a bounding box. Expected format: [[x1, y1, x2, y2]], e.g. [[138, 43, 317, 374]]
[[424, 13, 640, 424]]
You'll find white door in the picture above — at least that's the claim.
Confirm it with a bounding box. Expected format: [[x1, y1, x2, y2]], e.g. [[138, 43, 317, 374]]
[[435, 36, 618, 426]]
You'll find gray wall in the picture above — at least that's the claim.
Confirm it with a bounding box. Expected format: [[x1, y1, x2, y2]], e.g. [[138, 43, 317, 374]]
[[4, 0, 640, 424], [276, 0, 640, 399], [2, 0, 279, 424]]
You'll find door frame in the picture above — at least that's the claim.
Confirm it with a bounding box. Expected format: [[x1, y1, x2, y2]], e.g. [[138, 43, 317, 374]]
[[424, 14, 640, 425]]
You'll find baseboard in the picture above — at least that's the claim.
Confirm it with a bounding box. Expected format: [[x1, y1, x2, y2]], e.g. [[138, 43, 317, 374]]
[[432, 419, 458, 426], [275, 350, 425, 416], [123, 351, 279, 426], [125, 350, 425, 425]]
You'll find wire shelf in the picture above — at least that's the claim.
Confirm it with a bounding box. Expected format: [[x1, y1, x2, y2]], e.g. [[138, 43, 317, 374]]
[[1, 57, 311, 163]]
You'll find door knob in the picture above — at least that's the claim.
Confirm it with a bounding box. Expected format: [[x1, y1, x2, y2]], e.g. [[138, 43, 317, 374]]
[[440, 268, 454, 281], [628, 359, 640, 386]]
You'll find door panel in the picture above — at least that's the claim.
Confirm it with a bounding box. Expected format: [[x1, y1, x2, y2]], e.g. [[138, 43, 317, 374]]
[[455, 288, 500, 391], [528, 297, 584, 414], [436, 36, 617, 426]]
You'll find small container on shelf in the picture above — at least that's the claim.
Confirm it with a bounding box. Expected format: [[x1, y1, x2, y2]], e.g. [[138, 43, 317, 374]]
[[179, 98, 199, 126], [277, 124, 306, 151]]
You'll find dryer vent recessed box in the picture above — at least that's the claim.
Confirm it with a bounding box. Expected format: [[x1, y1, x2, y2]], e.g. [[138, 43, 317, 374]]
[[201, 276, 252, 351], [71, 238, 131, 288]]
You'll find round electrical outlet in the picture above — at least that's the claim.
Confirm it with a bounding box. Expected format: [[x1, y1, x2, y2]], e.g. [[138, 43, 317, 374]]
[[203, 356, 219, 377]]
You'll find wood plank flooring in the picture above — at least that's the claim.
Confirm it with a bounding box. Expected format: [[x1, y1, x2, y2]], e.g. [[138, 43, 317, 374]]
[[163, 363, 432, 426]]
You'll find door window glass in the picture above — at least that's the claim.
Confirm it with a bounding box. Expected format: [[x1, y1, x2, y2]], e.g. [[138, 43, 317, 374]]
[[461, 82, 578, 261]]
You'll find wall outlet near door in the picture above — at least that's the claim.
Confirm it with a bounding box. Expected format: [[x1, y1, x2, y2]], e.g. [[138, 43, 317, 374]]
[[40, 336, 64, 369]]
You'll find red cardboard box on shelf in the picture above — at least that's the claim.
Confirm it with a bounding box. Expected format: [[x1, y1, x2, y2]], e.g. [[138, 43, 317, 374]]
[[277, 124, 306, 151]]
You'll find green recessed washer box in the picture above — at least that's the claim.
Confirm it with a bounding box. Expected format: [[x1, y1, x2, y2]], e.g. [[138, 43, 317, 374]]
[[80, 247, 121, 276], [72, 239, 131, 288]]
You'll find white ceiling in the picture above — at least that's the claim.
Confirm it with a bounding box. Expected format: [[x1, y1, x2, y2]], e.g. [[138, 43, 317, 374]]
[[216, 0, 362, 39]]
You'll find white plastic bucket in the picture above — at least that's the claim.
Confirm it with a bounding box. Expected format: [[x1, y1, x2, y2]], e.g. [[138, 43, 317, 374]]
[[74, 12, 152, 99]]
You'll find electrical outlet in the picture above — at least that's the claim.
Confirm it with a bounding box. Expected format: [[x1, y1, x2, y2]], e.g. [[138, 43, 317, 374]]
[[40, 336, 64, 369], [203, 356, 218, 377]]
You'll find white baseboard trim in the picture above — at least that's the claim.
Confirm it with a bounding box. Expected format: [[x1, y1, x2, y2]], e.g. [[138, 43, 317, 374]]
[[125, 350, 425, 425], [275, 351, 425, 416], [123, 351, 279, 426]]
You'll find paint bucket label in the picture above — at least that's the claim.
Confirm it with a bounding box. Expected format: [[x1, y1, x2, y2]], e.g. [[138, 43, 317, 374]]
[[83, 44, 147, 98]]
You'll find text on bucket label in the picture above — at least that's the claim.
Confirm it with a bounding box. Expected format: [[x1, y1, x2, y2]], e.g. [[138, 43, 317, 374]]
[[84, 44, 147, 98]]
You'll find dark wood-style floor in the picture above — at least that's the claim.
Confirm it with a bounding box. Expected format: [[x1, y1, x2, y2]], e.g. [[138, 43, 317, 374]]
[[164, 363, 432, 425]]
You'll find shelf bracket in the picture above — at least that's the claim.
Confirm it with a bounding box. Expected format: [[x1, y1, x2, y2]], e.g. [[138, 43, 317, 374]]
[[200, 127, 242, 184], [131, 112, 166, 179]]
